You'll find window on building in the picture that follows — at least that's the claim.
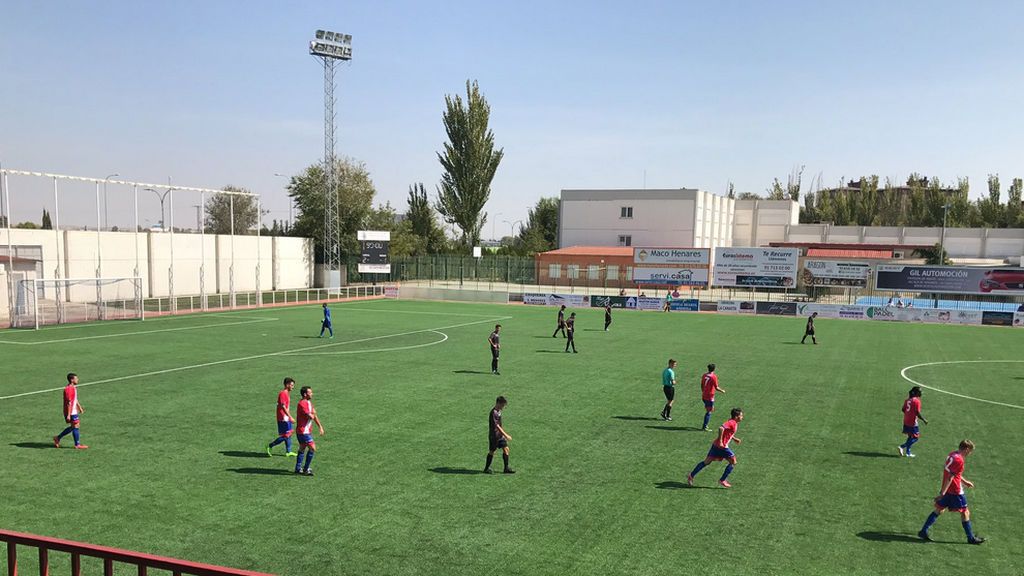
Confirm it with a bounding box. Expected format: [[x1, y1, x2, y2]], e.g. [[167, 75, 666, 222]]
[[620, 206, 633, 218], [626, 266, 633, 282], [607, 265, 619, 280], [548, 264, 561, 279], [567, 264, 579, 279], [618, 235, 632, 246], [588, 265, 600, 280]]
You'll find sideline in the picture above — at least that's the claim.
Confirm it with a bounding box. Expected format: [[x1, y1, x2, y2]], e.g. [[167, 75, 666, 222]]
[[899, 360, 1024, 410], [0, 315, 511, 401], [0, 317, 280, 346]]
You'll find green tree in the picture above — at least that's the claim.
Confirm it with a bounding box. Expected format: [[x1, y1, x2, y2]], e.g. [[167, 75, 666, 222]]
[[405, 183, 447, 255], [921, 243, 952, 265], [518, 197, 559, 253], [765, 178, 786, 200], [1006, 178, 1023, 227], [41, 209, 52, 230], [737, 192, 761, 200], [205, 186, 262, 235], [976, 174, 1005, 227], [800, 191, 816, 223], [435, 80, 504, 251], [14, 221, 39, 229], [288, 157, 377, 263]]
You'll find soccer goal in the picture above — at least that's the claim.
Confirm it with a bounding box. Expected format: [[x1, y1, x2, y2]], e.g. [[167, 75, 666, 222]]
[[12, 277, 144, 329]]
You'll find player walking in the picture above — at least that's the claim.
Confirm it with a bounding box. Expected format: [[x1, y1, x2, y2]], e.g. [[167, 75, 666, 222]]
[[489, 324, 502, 375], [53, 373, 87, 449], [899, 386, 928, 458], [485, 396, 515, 474], [918, 440, 985, 544], [552, 305, 567, 338], [801, 312, 818, 344], [688, 408, 744, 488], [660, 359, 677, 421], [604, 305, 612, 331], [564, 313, 577, 353], [319, 303, 334, 338], [700, 364, 724, 431], [294, 386, 325, 476], [267, 377, 298, 456]]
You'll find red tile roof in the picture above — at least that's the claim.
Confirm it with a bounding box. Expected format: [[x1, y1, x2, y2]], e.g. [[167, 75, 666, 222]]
[[806, 248, 893, 259], [542, 246, 634, 256]]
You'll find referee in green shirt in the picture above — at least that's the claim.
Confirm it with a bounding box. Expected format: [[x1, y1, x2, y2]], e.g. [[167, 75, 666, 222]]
[[661, 359, 678, 421]]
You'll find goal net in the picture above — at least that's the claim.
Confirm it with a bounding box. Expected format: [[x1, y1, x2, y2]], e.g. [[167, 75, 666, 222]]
[[12, 277, 144, 329]]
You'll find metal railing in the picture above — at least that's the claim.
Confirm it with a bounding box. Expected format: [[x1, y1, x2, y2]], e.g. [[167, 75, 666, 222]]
[[1, 529, 273, 576], [141, 285, 387, 316]]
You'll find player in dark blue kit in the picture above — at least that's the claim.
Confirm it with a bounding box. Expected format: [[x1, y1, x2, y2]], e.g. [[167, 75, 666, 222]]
[[319, 303, 334, 338]]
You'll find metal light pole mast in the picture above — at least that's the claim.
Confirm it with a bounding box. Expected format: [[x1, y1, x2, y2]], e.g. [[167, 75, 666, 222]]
[[310, 29, 352, 288]]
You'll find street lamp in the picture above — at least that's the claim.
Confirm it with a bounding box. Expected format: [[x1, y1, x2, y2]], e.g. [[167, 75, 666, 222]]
[[492, 212, 502, 241], [144, 187, 171, 231], [939, 203, 951, 265], [273, 172, 293, 230], [103, 173, 119, 230]]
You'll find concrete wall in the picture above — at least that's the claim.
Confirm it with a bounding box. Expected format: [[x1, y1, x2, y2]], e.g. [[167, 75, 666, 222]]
[[780, 224, 1024, 259], [732, 200, 800, 246], [0, 228, 314, 302]]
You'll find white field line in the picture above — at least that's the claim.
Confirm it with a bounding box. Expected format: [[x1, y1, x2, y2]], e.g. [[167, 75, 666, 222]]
[[281, 330, 448, 356], [900, 360, 1024, 410], [0, 315, 511, 400], [0, 317, 280, 346]]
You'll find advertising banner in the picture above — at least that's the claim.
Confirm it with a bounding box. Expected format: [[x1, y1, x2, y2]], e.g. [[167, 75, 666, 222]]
[[1015, 312, 1024, 327], [875, 265, 1024, 295], [633, 248, 710, 266], [632, 267, 709, 287], [801, 260, 871, 287], [590, 295, 634, 309], [357, 230, 391, 274], [865, 307, 983, 325], [795, 303, 868, 320], [714, 248, 799, 288], [636, 297, 666, 311], [982, 311, 1015, 326], [669, 299, 700, 312], [754, 301, 798, 316], [523, 293, 590, 308], [383, 285, 399, 299], [717, 300, 756, 314]]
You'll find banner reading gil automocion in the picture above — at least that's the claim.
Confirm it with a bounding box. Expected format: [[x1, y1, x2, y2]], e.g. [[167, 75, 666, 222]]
[[801, 260, 871, 288], [713, 247, 799, 288], [875, 265, 1024, 295]]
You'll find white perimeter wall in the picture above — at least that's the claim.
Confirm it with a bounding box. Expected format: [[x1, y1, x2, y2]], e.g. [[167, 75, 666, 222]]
[[780, 225, 1024, 259]]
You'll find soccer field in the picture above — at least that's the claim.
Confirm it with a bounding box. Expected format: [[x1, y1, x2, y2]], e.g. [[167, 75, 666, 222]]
[[0, 299, 1021, 576]]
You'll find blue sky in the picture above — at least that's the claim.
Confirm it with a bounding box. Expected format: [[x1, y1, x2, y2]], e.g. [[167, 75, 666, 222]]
[[2, 1, 1023, 236]]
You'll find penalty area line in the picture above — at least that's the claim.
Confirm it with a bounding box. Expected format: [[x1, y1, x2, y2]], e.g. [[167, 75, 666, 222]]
[[0, 315, 511, 401], [280, 330, 449, 356], [0, 317, 280, 346], [899, 360, 1024, 410]]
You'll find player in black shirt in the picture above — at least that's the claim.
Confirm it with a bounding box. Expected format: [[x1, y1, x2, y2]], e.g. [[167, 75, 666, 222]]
[[604, 305, 612, 331], [485, 396, 514, 474], [552, 305, 567, 338], [801, 312, 818, 344], [565, 312, 577, 353], [488, 324, 502, 375]]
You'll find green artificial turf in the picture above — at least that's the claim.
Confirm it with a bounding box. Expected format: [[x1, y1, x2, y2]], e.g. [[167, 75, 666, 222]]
[[0, 300, 1021, 576]]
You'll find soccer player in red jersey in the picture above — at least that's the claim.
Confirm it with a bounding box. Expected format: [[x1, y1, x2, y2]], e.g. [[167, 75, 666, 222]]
[[899, 386, 928, 457], [267, 377, 298, 457], [294, 386, 325, 476], [53, 373, 87, 449], [688, 407, 743, 488], [700, 364, 724, 431], [918, 440, 985, 544]]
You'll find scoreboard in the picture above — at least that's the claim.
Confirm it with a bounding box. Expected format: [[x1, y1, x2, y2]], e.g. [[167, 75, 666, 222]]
[[357, 230, 390, 274]]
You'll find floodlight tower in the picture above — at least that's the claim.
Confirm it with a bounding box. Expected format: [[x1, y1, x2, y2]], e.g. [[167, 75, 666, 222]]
[[310, 29, 352, 286]]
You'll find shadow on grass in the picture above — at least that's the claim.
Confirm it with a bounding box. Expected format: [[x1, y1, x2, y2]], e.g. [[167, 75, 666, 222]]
[[453, 370, 492, 375], [227, 468, 295, 476], [297, 335, 325, 339], [856, 531, 929, 544], [219, 450, 269, 458], [582, 329, 606, 332], [536, 350, 574, 353], [9, 442, 55, 450], [429, 467, 486, 475], [782, 342, 810, 345], [533, 335, 562, 339], [843, 451, 901, 459], [645, 425, 703, 432], [612, 416, 660, 421], [655, 481, 714, 490]]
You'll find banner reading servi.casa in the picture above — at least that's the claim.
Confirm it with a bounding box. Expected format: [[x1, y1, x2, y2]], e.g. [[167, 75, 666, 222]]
[[713, 247, 799, 288], [875, 265, 1024, 296]]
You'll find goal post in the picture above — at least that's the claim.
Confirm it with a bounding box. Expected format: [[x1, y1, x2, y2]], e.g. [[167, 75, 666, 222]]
[[13, 277, 144, 329]]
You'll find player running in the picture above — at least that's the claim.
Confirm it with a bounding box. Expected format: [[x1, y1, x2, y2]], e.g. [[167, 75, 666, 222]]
[[294, 386, 325, 476], [688, 407, 744, 488], [604, 305, 612, 331], [53, 373, 87, 449], [918, 440, 985, 544], [801, 312, 818, 344], [899, 386, 928, 458], [489, 324, 502, 375], [552, 305, 567, 338], [318, 303, 334, 338], [564, 313, 577, 353], [267, 377, 298, 456], [661, 359, 678, 421], [485, 396, 515, 474], [700, 364, 724, 431]]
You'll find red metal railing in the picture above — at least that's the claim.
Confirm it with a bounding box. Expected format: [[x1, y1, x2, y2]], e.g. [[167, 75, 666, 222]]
[[0, 530, 274, 576]]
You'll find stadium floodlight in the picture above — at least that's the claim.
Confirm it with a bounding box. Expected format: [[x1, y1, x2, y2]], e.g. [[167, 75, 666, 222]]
[[310, 29, 352, 60]]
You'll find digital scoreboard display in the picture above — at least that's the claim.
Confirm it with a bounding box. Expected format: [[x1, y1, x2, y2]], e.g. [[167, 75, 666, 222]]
[[357, 231, 391, 273]]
